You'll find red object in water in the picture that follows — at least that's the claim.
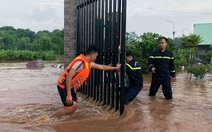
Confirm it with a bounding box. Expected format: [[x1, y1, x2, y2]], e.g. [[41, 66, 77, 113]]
[[26, 59, 45, 69]]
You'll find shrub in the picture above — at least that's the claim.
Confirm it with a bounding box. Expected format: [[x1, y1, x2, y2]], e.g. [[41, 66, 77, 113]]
[[186, 64, 211, 79], [0, 50, 56, 60]]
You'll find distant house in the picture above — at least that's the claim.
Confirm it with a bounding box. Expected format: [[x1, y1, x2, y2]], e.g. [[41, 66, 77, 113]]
[[193, 23, 212, 62]]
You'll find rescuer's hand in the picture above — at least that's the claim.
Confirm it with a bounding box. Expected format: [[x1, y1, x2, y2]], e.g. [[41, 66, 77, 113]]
[[172, 77, 177, 82], [116, 63, 121, 69], [108, 63, 113, 66], [66, 94, 73, 105], [151, 67, 156, 73]]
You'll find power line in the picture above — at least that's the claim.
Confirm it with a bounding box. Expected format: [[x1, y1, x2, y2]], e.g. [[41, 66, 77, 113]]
[[128, 5, 212, 15]]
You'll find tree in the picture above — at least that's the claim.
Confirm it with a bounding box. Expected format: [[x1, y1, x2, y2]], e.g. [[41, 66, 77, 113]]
[[0, 32, 4, 50], [0, 26, 64, 55], [0, 26, 64, 60], [127, 32, 163, 73], [125, 31, 141, 46], [15, 28, 35, 43], [186, 64, 211, 79], [32, 36, 51, 51], [202, 52, 212, 64], [180, 34, 202, 48], [179, 34, 203, 66], [50, 29, 64, 54]]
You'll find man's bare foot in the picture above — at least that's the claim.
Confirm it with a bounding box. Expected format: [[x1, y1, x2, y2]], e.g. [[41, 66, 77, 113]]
[[31, 115, 49, 122]]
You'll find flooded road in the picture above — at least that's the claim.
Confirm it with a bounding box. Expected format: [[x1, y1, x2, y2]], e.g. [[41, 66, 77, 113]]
[[0, 61, 211, 132]]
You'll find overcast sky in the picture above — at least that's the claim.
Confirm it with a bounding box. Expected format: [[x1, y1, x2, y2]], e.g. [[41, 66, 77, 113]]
[[0, 0, 212, 38]]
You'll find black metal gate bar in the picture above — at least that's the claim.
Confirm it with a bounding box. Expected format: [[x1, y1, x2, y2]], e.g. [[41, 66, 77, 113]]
[[120, 0, 127, 115], [96, 0, 101, 102], [103, 0, 108, 105], [82, 0, 86, 95], [87, 0, 91, 98], [89, 0, 93, 98], [111, 55, 116, 108], [99, 0, 104, 103], [108, 0, 114, 109], [114, 0, 120, 111], [93, 0, 98, 101], [76, 0, 127, 115]]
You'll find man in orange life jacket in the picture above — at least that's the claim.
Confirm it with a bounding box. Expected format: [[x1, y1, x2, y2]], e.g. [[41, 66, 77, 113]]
[[51, 46, 121, 117], [148, 37, 176, 100]]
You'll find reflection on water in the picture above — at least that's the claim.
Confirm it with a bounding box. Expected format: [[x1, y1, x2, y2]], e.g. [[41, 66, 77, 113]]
[[0, 62, 211, 132]]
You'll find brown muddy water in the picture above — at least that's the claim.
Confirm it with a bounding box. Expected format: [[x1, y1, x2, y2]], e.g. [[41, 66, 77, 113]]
[[0, 61, 211, 132]]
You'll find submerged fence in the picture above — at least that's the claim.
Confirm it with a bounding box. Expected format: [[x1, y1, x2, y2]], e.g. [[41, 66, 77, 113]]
[[76, 0, 127, 115]]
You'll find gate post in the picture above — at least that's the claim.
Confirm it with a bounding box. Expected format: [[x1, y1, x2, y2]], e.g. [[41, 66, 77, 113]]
[[64, 0, 78, 67]]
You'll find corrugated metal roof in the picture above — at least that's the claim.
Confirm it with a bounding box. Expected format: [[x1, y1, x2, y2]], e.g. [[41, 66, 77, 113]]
[[194, 23, 212, 45]]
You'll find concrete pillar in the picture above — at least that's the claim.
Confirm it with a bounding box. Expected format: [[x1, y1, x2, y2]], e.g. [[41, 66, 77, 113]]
[[64, 0, 77, 67]]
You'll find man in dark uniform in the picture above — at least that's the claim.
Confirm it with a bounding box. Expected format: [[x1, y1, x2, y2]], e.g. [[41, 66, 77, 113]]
[[148, 37, 176, 99], [125, 51, 143, 105]]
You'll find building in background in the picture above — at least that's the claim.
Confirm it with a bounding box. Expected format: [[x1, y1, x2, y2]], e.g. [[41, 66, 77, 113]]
[[194, 23, 212, 63]]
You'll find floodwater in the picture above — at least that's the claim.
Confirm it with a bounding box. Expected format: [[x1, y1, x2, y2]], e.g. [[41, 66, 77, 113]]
[[0, 61, 211, 132]]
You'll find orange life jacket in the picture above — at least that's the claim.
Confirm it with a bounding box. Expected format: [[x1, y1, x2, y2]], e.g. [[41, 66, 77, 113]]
[[57, 54, 91, 90]]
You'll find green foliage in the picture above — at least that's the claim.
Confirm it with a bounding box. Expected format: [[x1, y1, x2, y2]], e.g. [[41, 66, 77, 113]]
[[125, 31, 141, 46], [179, 34, 203, 49], [177, 34, 203, 66], [202, 52, 212, 64], [0, 26, 64, 60], [127, 32, 162, 73], [186, 64, 211, 79], [44, 51, 56, 60], [126, 32, 206, 75], [0, 50, 56, 60], [0, 26, 64, 56], [174, 51, 187, 69]]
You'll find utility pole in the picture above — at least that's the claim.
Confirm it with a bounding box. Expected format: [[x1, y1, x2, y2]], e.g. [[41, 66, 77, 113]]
[[166, 20, 175, 39]]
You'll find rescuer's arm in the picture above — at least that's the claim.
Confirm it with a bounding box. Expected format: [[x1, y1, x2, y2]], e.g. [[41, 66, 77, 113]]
[[66, 69, 77, 104], [93, 63, 121, 70], [148, 52, 156, 73], [170, 53, 176, 81]]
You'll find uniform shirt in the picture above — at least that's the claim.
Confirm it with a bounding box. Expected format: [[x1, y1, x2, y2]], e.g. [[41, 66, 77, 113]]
[[126, 59, 143, 87], [72, 61, 95, 73], [148, 49, 176, 78]]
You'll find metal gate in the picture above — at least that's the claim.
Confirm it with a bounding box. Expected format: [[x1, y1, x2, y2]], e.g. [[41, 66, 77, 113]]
[[76, 0, 127, 115]]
